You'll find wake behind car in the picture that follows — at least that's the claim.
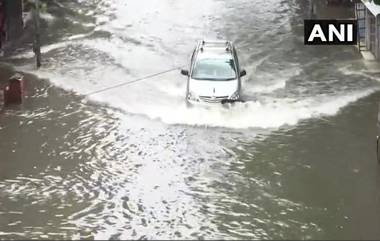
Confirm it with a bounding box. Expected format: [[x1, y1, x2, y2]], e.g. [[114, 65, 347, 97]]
[[181, 40, 246, 105]]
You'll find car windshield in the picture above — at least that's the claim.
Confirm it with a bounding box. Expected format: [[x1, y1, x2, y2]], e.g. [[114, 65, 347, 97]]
[[191, 58, 237, 81]]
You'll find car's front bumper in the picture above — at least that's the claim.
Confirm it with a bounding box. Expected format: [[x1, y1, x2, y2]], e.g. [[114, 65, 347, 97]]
[[186, 97, 240, 107]]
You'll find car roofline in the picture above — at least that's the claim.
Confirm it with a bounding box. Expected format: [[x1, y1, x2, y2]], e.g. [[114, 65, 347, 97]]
[[196, 40, 234, 54]]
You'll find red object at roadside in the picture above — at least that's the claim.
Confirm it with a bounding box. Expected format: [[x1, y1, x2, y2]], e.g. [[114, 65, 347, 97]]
[[4, 73, 24, 105]]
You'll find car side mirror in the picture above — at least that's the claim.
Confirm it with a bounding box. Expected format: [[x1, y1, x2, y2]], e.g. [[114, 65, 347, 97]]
[[181, 69, 189, 76], [240, 69, 247, 77]]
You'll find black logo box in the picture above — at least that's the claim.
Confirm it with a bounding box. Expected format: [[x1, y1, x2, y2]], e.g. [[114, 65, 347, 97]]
[[304, 19, 357, 45]]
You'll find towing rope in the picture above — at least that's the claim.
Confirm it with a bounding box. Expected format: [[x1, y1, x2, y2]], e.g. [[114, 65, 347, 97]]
[[84, 66, 182, 96]]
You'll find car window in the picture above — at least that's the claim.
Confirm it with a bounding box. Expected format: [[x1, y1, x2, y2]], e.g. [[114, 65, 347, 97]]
[[191, 58, 237, 81]]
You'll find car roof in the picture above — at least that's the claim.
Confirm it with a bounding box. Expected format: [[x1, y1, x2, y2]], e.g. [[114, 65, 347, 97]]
[[196, 40, 234, 60]]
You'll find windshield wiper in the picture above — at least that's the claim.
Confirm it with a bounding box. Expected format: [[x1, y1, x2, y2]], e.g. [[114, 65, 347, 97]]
[[193, 77, 236, 81]]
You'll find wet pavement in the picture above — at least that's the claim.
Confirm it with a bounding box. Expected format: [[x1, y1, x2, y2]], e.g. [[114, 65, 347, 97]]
[[0, 0, 380, 239]]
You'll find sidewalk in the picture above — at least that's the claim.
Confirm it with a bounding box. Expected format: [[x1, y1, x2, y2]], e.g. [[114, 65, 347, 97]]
[[313, 0, 380, 74], [312, 0, 355, 19], [358, 48, 380, 74]]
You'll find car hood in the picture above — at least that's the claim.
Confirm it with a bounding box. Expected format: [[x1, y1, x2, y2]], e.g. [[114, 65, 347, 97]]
[[189, 79, 238, 97]]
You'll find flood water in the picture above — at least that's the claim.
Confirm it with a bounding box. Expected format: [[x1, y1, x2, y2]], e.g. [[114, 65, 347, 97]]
[[1, 0, 380, 239]]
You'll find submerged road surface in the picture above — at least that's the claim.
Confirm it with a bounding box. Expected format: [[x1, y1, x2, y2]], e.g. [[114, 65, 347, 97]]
[[1, 0, 380, 239]]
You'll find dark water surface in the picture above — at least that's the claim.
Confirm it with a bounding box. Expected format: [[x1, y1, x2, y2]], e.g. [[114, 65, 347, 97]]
[[1, 0, 380, 239]]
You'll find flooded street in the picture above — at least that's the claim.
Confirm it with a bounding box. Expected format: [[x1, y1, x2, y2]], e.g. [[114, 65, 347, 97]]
[[1, 0, 380, 239]]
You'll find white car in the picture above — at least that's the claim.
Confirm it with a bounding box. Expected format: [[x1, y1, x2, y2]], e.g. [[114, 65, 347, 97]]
[[181, 40, 246, 105]]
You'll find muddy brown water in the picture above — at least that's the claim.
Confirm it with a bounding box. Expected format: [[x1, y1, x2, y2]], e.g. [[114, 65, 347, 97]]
[[0, 0, 380, 239]]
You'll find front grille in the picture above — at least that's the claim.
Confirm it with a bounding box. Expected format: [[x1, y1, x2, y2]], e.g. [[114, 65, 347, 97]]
[[199, 96, 229, 103]]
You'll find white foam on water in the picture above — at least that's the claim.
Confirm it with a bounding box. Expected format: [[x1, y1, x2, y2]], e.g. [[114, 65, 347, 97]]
[[12, 41, 77, 59], [95, 89, 376, 129], [249, 80, 286, 94], [40, 12, 56, 23], [247, 66, 302, 94]]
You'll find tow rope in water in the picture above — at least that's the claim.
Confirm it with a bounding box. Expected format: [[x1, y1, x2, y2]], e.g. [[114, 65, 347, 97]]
[[84, 67, 182, 96]]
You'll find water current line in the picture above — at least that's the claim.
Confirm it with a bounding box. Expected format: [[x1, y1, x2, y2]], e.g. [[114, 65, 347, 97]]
[[84, 67, 183, 96]]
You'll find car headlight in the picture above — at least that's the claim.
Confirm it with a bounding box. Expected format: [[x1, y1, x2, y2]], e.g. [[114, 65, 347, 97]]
[[187, 92, 199, 101], [230, 91, 240, 100]]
